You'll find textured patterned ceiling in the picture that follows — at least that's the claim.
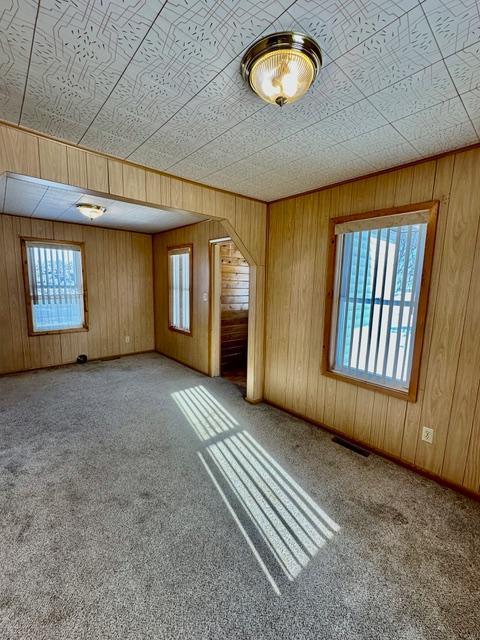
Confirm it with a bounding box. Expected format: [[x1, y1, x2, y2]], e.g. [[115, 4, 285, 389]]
[[1, 1, 479, 201], [0, 174, 206, 231]]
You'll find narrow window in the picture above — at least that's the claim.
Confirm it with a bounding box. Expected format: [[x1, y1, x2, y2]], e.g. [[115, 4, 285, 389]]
[[323, 202, 438, 401], [22, 239, 88, 335], [168, 245, 192, 334]]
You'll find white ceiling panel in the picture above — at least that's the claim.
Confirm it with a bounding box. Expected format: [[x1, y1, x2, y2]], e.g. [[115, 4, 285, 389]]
[[336, 6, 442, 96], [422, 0, 480, 57], [0, 1, 38, 124], [78, 0, 292, 156], [407, 120, 478, 157], [368, 61, 458, 122], [1, 0, 480, 201], [445, 41, 480, 94], [20, 0, 161, 140], [393, 96, 471, 139], [0, 175, 206, 232], [462, 88, 480, 134], [288, 0, 419, 61]]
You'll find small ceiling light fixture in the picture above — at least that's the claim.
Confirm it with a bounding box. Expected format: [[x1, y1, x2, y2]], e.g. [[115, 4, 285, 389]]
[[241, 32, 322, 107], [76, 203, 106, 220]]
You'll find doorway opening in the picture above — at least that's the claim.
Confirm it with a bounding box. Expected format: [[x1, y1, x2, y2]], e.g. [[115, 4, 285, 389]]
[[210, 238, 249, 391]]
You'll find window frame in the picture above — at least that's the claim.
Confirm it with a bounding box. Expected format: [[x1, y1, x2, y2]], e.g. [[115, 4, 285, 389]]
[[167, 243, 193, 336], [322, 200, 439, 403], [21, 237, 89, 337]]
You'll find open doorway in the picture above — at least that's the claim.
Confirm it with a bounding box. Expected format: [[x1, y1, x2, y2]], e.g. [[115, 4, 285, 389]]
[[210, 238, 249, 391]]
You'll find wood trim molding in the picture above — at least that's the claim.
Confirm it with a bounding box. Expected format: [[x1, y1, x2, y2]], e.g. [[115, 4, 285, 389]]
[[21, 237, 89, 337], [266, 398, 479, 501], [167, 243, 193, 336], [0, 350, 156, 378], [0, 118, 265, 205], [268, 142, 480, 204], [322, 200, 439, 403]]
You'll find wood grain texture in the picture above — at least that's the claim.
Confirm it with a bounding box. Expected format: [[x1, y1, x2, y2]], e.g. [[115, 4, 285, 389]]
[[0, 125, 40, 176], [66, 147, 87, 188], [265, 147, 480, 496], [153, 215, 266, 402], [0, 122, 267, 401], [0, 213, 154, 374], [220, 241, 249, 372], [86, 153, 109, 192], [38, 138, 68, 183], [153, 220, 225, 375]]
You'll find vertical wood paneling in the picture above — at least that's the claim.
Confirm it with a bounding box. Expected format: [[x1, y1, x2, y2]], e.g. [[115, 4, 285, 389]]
[[86, 153, 109, 192], [123, 165, 146, 201], [67, 147, 87, 187], [0, 125, 40, 176], [38, 138, 68, 183], [401, 156, 454, 463], [305, 190, 330, 424], [247, 264, 265, 402], [265, 148, 480, 496], [108, 159, 124, 196], [215, 191, 236, 227], [153, 220, 225, 374], [182, 181, 204, 214], [464, 393, 480, 492], [146, 171, 171, 207], [170, 178, 183, 209], [416, 150, 480, 476], [220, 242, 249, 372], [0, 214, 154, 374]]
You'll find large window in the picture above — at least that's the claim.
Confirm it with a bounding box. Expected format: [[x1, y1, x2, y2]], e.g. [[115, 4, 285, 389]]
[[22, 239, 87, 335], [323, 202, 438, 401], [168, 245, 192, 334]]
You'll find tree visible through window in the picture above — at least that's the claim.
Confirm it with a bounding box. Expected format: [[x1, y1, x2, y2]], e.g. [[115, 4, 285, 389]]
[[22, 240, 87, 334], [323, 202, 438, 401]]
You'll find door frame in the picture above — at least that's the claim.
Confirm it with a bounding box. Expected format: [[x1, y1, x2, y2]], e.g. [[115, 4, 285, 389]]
[[208, 237, 230, 378]]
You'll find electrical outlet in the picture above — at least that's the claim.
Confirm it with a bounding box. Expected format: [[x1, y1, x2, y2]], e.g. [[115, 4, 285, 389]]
[[422, 426, 434, 444], [125, 335, 130, 344]]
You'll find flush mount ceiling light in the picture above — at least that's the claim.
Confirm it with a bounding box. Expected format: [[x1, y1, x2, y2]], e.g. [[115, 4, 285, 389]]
[[241, 32, 322, 107], [76, 203, 106, 220]]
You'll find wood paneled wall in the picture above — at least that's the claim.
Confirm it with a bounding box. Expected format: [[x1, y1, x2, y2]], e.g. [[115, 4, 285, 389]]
[[0, 214, 154, 374], [220, 241, 249, 373], [0, 122, 267, 399], [153, 220, 226, 375], [0, 122, 267, 265], [265, 148, 480, 496]]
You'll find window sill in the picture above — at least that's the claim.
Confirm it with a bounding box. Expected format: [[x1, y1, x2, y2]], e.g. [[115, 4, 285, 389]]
[[29, 326, 89, 337], [168, 326, 192, 337], [322, 368, 417, 402]]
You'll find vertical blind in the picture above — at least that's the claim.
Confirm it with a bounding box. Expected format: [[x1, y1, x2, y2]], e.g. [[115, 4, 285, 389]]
[[332, 218, 427, 391], [169, 248, 191, 332], [26, 242, 85, 332]]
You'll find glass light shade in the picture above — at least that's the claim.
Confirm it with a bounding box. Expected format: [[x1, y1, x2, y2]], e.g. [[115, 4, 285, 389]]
[[249, 49, 315, 106], [76, 203, 106, 220]]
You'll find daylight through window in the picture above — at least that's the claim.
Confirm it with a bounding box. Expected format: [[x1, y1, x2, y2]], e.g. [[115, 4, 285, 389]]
[[324, 203, 438, 400], [168, 245, 192, 334], [23, 240, 86, 334]]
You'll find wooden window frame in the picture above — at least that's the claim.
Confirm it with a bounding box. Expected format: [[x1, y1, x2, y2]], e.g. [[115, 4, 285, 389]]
[[21, 237, 89, 337], [322, 200, 439, 403], [167, 243, 193, 336]]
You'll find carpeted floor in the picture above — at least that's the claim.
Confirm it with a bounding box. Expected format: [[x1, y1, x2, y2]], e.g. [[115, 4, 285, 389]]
[[1, 353, 479, 640]]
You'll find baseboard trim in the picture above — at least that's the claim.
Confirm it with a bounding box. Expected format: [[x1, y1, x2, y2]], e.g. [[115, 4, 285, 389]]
[[0, 350, 155, 377], [265, 399, 480, 503], [155, 349, 210, 377]]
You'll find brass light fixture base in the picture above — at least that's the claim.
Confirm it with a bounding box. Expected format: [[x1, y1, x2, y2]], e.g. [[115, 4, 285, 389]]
[[241, 32, 322, 106]]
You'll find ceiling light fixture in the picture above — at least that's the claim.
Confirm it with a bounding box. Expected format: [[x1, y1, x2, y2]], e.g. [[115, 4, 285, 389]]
[[241, 32, 322, 107], [76, 203, 106, 220]]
